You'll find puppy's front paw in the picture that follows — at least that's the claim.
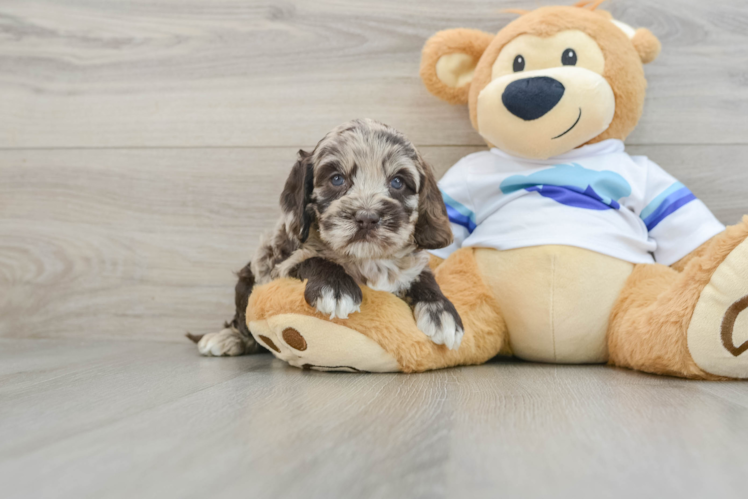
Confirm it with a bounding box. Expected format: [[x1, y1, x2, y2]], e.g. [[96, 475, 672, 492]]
[[196, 326, 251, 356], [414, 300, 464, 350], [305, 275, 363, 320], [314, 287, 362, 319]]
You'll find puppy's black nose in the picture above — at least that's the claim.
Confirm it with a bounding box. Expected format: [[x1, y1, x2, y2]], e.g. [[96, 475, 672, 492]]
[[502, 77, 565, 121], [355, 211, 381, 230]]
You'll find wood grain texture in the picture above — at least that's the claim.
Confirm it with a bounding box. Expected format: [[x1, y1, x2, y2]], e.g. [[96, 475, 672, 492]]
[[1, 0, 747, 148], [1, 338, 748, 498], [2, 145, 746, 342], [2, 2, 748, 497], [0, 146, 474, 341]]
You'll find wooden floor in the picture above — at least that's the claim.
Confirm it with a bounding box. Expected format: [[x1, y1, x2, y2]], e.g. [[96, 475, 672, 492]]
[[2, 338, 748, 498], [3, 0, 748, 497]]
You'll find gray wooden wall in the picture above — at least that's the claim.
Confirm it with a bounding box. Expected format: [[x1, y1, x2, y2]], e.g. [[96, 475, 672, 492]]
[[2, 0, 747, 341]]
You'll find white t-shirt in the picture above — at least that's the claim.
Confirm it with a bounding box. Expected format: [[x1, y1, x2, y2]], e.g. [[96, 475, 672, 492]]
[[432, 139, 725, 265]]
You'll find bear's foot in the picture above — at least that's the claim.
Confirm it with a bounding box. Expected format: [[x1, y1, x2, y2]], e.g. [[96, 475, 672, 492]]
[[249, 314, 401, 372], [688, 237, 748, 378]]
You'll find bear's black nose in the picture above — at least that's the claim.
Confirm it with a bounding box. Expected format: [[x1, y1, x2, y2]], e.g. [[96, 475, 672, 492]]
[[502, 77, 565, 121]]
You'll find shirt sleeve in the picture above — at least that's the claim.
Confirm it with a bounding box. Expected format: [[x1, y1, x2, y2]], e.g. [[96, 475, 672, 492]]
[[428, 160, 476, 260], [637, 157, 725, 265]]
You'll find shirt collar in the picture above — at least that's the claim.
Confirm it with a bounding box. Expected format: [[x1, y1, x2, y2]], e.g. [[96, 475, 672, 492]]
[[490, 139, 626, 164]]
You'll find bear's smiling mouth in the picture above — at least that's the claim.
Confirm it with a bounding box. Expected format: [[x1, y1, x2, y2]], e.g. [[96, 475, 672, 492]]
[[552, 108, 582, 140]]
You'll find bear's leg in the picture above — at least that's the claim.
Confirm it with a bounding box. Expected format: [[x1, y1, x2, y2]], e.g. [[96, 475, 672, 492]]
[[247, 248, 508, 373], [608, 217, 748, 379]]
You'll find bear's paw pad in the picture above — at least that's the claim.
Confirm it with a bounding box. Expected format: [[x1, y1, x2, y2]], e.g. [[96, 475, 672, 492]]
[[249, 314, 401, 373]]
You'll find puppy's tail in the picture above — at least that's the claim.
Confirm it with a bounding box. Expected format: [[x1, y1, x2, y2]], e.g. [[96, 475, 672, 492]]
[[186, 320, 233, 343], [185, 332, 205, 343]]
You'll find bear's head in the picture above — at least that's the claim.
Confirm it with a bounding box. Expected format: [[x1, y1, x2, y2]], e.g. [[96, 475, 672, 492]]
[[420, 1, 661, 159]]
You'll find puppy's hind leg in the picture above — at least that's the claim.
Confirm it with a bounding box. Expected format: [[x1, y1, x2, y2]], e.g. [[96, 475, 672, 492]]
[[188, 323, 251, 357], [187, 261, 268, 356]]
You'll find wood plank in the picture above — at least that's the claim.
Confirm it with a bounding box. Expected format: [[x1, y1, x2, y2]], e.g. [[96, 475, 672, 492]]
[[1, 338, 748, 497], [0, 146, 475, 341], [0, 338, 273, 457], [1, 0, 747, 148], [1, 145, 746, 341], [697, 383, 748, 410]]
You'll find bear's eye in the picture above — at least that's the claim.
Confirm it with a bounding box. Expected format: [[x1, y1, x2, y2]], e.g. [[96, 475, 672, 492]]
[[513, 55, 525, 72], [390, 177, 404, 190], [331, 174, 345, 186], [562, 48, 577, 66]]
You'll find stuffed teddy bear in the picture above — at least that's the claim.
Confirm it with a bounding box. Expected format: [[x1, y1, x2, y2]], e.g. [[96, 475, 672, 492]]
[[246, 1, 748, 380]]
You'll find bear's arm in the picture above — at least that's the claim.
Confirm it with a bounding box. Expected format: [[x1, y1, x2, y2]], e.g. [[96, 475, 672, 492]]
[[670, 237, 717, 272]]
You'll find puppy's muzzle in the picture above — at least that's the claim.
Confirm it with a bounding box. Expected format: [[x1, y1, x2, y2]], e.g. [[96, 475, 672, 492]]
[[355, 210, 381, 230], [349, 210, 382, 242]]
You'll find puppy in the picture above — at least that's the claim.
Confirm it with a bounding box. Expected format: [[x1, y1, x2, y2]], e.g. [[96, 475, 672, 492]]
[[190, 119, 463, 356]]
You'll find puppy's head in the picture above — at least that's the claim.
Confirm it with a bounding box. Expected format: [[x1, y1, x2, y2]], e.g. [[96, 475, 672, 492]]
[[280, 119, 452, 259]]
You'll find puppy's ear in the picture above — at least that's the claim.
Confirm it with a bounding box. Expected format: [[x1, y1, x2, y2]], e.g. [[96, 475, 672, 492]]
[[280, 149, 315, 243], [414, 157, 453, 250], [420, 28, 494, 105]]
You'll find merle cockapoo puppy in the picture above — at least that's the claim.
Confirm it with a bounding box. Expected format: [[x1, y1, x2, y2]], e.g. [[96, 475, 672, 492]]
[[190, 119, 464, 356]]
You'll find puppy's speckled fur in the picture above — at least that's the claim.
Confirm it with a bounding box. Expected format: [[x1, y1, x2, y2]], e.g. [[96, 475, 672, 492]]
[[192, 119, 462, 355]]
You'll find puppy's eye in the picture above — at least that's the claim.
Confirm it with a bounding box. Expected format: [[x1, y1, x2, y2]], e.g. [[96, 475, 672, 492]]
[[562, 48, 577, 66], [331, 174, 345, 186], [513, 55, 525, 72], [390, 177, 404, 190]]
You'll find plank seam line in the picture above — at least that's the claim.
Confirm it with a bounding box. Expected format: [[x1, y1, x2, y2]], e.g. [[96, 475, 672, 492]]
[[0, 143, 745, 151]]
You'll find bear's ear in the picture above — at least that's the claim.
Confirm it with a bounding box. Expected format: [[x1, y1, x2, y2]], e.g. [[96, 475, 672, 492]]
[[632, 28, 661, 64], [420, 28, 495, 105]]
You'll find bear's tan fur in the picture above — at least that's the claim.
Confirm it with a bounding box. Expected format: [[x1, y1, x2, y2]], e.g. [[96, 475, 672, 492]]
[[246, 2, 748, 379]]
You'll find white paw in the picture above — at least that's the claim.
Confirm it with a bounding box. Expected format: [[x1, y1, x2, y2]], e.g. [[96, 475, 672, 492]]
[[414, 302, 464, 350], [197, 327, 247, 356], [314, 287, 361, 319]]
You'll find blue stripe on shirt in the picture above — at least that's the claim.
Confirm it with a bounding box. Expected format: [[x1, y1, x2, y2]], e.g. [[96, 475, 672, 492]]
[[641, 182, 697, 231], [441, 191, 477, 234]]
